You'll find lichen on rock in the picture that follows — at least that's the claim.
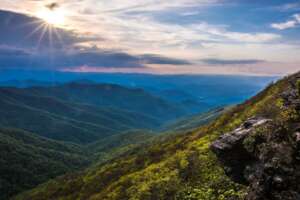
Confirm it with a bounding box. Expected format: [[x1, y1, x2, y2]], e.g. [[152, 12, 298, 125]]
[[211, 77, 300, 200]]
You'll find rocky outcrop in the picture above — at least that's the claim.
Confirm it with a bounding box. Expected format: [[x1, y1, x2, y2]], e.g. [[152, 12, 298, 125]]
[[211, 80, 300, 200], [211, 118, 271, 184], [281, 89, 300, 110], [212, 117, 300, 200]]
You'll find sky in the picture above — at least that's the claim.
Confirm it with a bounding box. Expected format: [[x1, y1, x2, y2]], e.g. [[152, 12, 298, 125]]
[[0, 0, 300, 76]]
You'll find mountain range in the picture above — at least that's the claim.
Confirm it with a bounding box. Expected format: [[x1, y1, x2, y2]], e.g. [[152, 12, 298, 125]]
[[2, 72, 299, 200], [0, 83, 190, 144], [0, 80, 226, 199], [9, 72, 300, 200], [0, 71, 277, 112]]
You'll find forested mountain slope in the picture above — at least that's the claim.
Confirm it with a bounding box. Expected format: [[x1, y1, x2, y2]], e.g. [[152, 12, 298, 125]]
[[0, 82, 225, 200], [161, 107, 225, 134], [0, 86, 163, 143], [1, 127, 162, 200], [0, 128, 90, 200], [14, 73, 300, 199], [22, 83, 187, 120], [86, 130, 155, 164]]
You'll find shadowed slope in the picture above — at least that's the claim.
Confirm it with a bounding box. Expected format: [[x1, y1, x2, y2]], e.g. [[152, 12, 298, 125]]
[[0, 128, 90, 200]]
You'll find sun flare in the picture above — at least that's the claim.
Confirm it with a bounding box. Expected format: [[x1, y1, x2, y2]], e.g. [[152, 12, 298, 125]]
[[36, 8, 66, 26]]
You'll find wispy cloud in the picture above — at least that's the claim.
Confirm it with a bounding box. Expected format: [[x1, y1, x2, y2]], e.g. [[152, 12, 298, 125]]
[[271, 13, 300, 30], [200, 58, 265, 65], [295, 13, 300, 22], [272, 2, 300, 12], [96, 0, 222, 13]]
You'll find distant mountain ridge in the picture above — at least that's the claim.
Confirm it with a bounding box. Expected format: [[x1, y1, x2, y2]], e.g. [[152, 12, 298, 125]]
[[0, 83, 188, 144], [0, 73, 277, 113], [0, 79, 59, 88], [22, 82, 186, 120]]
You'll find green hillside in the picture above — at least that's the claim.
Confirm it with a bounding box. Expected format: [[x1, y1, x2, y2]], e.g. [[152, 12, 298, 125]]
[[0, 87, 161, 143], [24, 83, 187, 120], [161, 107, 225, 134], [0, 82, 215, 200], [0, 127, 90, 200], [86, 130, 155, 164], [14, 71, 298, 199], [0, 127, 162, 200]]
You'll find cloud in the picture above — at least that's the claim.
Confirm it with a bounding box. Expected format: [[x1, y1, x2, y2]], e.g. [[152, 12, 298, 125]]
[[271, 20, 297, 30], [271, 13, 300, 30], [295, 14, 300, 22], [0, 46, 31, 56], [0, 2, 283, 53], [189, 23, 280, 43], [100, 0, 222, 13], [200, 58, 265, 65], [0, 9, 191, 70], [0, 46, 142, 69], [0, 10, 82, 49], [0, 1, 298, 76], [46, 2, 59, 10], [58, 51, 191, 68], [140, 54, 191, 65], [272, 2, 300, 12], [0, 45, 191, 70], [180, 11, 200, 16]]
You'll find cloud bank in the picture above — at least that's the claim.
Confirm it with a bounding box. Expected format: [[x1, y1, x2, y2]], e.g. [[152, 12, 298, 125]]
[[0, 10, 190, 70], [0, 0, 300, 76]]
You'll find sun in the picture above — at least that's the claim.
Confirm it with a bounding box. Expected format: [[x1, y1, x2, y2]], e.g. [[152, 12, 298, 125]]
[[36, 8, 66, 26]]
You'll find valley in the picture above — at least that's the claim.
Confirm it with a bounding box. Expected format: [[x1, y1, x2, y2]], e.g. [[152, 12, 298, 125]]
[[11, 71, 300, 200], [0, 79, 232, 199]]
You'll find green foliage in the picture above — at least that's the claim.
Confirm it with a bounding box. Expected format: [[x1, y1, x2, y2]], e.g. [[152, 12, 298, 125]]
[[25, 83, 187, 121], [162, 107, 225, 134], [13, 116, 248, 200], [0, 127, 91, 200], [296, 79, 300, 95], [0, 86, 162, 143], [86, 130, 155, 163], [243, 126, 266, 153]]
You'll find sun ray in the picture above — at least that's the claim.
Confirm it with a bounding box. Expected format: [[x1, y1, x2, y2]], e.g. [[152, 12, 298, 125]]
[[25, 22, 46, 39], [52, 26, 65, 47], [36, 24, 49, 49], [17, 19, 44, 29]]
